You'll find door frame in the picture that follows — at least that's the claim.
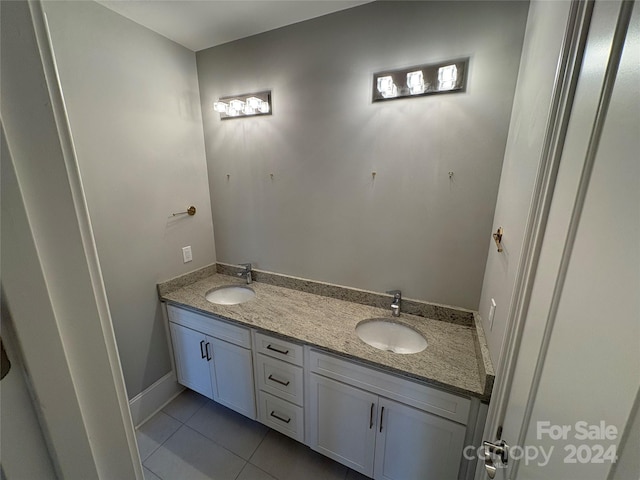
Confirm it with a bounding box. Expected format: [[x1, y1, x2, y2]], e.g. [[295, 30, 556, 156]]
[[1, 1, 143, 477], [480, 0, 635, 477]]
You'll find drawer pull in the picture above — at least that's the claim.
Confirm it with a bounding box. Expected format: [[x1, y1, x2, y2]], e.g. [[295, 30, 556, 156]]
[[270, 411, 291, 424], [266, 344, 289, 355], [200, 340, 206, 359], [369, 403, 375, 429], [268, 374, 290, 386]]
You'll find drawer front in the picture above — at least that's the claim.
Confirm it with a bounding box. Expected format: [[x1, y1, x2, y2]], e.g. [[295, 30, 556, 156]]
[[167, 304, 251, 348], [255, 331, 303, 366], [258, 391, 304, 442], [309, 349, 470, 424], [257, 354, 304, 406]]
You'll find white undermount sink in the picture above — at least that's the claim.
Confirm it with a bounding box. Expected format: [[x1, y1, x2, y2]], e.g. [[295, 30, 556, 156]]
[[205, 285, 256, 305], [356, 318, 427, 354]]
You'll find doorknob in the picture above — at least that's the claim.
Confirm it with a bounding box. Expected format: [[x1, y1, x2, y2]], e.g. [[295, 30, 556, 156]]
[[483, 440, 508, 479]]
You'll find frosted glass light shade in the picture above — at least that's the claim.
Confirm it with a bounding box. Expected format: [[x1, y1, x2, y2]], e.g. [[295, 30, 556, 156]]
[[377, 76, 398, 98], [213, 101, 228, 113], [437, 64, 458, 91], [246, 97, 263, 109], [229, 99, 245, 111], [406, 70, 425, 95]]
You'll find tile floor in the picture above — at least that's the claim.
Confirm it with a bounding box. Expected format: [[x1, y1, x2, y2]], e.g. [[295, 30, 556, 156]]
[[137, 389, 370, 480]]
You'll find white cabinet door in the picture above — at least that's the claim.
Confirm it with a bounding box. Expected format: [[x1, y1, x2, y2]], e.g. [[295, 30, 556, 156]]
[[169, 322, 213, 398], [209, 336, 256, 419], [308, 374, 377, 477], [374, 397, 466, 480]]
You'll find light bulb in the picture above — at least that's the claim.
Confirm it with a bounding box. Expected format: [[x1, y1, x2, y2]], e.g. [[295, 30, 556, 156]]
[[229, 99, 245, 112], [259, 102, 270, 114], [214, 101, 228, 113], [437, 65, 458, 91], [246, 97, 263, 109], [377, 75, 398, 98], [243, 104, 256, 115], [406, 71, 425, 95], [227, 107, 239, 117]]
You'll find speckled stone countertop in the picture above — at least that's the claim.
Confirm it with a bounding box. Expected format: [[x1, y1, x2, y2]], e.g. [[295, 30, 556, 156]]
[[159, 266, 494, 401]]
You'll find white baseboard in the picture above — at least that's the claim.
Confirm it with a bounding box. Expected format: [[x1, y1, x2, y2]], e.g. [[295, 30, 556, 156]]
[[128, 371, 184, 427]]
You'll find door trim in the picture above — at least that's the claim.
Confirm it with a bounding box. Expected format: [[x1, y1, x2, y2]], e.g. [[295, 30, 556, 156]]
[[509, 1, 635, 477], [482, 0, 594, 457]]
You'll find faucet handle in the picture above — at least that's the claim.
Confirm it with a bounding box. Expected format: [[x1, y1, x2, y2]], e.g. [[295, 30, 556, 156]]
[[386, 289, 402, 299], [237, 263, 253, 284]]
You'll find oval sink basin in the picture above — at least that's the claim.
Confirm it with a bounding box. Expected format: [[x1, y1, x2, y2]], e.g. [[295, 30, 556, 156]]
[[356, 318, 427, 354], [205, 285, 256, 305]]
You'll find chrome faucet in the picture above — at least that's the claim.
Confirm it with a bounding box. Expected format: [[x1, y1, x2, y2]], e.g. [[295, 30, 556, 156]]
[[387, 290, 402, 317], [237, 263, 252, 284]]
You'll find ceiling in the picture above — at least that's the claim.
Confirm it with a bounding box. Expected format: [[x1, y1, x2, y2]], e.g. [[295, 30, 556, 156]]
[[96, 0, 372, 52]]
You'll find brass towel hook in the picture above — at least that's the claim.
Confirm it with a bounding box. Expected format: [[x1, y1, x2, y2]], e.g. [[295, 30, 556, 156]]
[[171, 206, 196, 217], [493, 227, 503, 252]]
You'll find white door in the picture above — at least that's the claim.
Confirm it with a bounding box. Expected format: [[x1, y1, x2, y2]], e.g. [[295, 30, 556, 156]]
[[169, 322, 213, 398], [209, 336, 256, 419], [480, 1, 639, 479], [374, 397, 466, 480], [308, 373, 378, 476]]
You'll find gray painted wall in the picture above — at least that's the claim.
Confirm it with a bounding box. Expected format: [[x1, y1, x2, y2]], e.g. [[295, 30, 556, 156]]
[[43, 1, 215, 398], [196, 1, 529, 310]]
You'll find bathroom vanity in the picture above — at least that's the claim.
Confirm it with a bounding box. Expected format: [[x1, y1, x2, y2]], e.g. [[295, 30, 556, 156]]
[[159, 264, 493, 480]]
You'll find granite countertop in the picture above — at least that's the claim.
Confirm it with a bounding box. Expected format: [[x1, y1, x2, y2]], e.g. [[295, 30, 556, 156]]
[[159, 267, 493, 401]]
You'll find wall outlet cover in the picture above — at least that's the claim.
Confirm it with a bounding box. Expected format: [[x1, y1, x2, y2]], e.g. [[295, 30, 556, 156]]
[[182, 246, 192, 263], [489, 298, 497, 331]]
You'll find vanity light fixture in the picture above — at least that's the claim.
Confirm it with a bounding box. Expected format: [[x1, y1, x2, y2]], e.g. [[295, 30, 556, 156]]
[[214, 90, 272, 119], [372, 58, 468, 102]]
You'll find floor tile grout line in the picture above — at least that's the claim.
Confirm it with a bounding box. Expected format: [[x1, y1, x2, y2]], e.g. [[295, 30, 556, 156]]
[[239, 462, 279, 480], [145, 423, 249, 480], [137, 415, 181, 466], [183, 401, 272, 462], [141, 420, 187, 475], [182, 422, 250, 464], [160, 395, 208, 424], [233, 461, 250, 480], [246, 425, 271, 464]]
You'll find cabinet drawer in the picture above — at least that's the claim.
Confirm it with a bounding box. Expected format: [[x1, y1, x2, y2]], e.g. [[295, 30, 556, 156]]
[[256, 354, 304, 406], [167, 305, 251, 348], [309, 349, 470, 424], [255, 331, 303, 366], [258, 391, 304, 442]]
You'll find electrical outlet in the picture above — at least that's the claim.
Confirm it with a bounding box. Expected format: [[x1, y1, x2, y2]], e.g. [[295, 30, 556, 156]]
[[489, 298, 497, 331], [182, 246, 192, 263]]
